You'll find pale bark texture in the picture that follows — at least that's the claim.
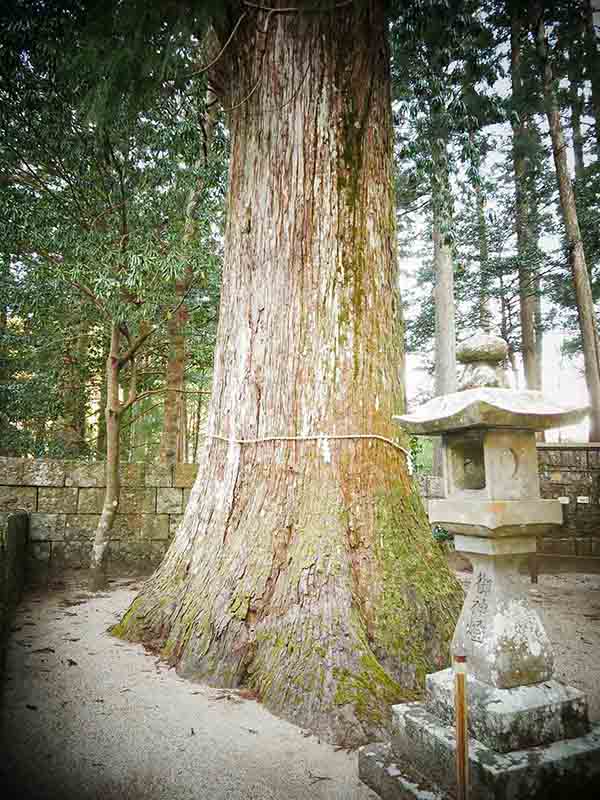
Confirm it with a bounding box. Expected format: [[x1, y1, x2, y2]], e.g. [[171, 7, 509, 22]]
[[90, 324, 121, 590], [569, 63, 585, 181], [431, 142, 456, 477], [537, 16, 600, 440], [96, 337, 109, 458], [511, 13, 540, 391], [432, 224, 456, 399], [475, 180, 491, 333], [115, 4, 461, 745]]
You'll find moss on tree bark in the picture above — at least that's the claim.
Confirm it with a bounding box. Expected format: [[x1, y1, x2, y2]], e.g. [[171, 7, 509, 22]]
[[114, 2, 462, 745]]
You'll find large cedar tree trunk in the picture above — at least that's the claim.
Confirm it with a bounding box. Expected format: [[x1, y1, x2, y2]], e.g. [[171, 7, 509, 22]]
[[114, 3, 461, 745]]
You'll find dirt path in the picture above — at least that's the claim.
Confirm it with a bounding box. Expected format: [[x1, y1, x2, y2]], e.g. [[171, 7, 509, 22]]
[[1, 571, 598, 800], [0, 577, 377, 800]]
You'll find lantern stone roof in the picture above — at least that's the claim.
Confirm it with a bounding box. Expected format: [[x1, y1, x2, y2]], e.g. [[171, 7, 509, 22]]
[[394, 388, 588, 435]]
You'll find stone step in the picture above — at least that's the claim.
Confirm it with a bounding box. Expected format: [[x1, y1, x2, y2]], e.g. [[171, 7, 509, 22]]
[[358, 743, 447, 800], [391, 702, 600, 800], [425, 668, 590, 753]]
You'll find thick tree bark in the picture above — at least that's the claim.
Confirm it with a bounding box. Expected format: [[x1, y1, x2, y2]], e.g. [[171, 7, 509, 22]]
[[510, 14, 540, 391], [90, 324, 121, 590], [537, 16, 600, 440], [115, 4, 461, 745]]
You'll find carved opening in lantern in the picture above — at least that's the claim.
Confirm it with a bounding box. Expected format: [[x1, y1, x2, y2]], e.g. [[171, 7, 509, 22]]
[[447, 432, 486, 493]]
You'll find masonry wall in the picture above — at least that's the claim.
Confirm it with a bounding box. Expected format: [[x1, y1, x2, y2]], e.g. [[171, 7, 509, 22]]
[[537, 443, 600, 571], [1, 447, 599, 579], [0, 458, 198, 578]]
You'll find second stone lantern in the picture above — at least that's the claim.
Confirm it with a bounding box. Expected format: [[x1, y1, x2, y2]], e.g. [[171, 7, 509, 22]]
[[361, 333, 600, 800]]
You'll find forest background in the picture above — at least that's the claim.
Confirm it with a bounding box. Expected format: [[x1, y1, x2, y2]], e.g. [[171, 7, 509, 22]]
[[1, 0, 599, 464]]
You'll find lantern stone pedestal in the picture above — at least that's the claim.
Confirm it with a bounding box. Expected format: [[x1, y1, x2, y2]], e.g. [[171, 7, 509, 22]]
[[359, 335, 600, 799]]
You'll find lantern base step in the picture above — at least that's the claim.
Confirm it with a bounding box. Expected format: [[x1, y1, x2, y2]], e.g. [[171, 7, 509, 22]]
[[425, 668, 590, 753], [359, 701, 600, 800], [358, 742, 446, 800]]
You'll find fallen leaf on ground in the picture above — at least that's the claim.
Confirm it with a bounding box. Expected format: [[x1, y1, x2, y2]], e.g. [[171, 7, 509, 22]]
[[238, 688, 259, 700], [32, 647, 55, 654], [308, 771, 332, 785]]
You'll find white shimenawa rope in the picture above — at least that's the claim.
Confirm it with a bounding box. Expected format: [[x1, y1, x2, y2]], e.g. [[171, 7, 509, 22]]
[[206, 433, 413, 475]]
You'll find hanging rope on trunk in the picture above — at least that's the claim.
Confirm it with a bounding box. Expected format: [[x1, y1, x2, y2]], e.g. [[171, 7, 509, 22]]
[[206, 432, 413, 474]]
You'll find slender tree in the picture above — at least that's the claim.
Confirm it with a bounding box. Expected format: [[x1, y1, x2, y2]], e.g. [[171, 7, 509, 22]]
[[535, 3, 600, 438], [509, 5, 542, 390]]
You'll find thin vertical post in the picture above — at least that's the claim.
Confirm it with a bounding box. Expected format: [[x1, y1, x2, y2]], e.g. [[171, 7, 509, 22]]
[[454, 653, 469, 800]]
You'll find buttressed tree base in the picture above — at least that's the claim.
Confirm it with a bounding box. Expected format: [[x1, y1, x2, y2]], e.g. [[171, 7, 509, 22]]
[[114, 1, 462, 745]]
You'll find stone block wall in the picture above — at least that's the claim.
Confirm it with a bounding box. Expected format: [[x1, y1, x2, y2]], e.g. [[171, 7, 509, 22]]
[[537, 443, 600, 571], [0, 458, 199, 577]]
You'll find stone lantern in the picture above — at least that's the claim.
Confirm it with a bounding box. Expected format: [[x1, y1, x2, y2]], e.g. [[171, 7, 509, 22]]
[[359, 334, 600, 800]]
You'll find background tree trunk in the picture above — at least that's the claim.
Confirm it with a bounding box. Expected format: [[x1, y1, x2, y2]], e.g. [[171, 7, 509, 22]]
[[537, 14, 600, 440], [511, 13, 540, 390], [569, 56, 585, 180], [475, 179, 491, 333], [57, 323, 89, 456], [159, 310, 186, 464], [585, 0, 600, 157], [90, 324, 121, 590], [431, 137, 456, 476], [0, 256, 11, 455], [96, 337, 109, 459], [160, 90, 217, 467], [115, 4, 461, 746]]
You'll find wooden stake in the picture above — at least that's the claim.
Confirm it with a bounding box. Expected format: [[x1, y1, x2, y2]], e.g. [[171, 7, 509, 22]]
[[454, 653, 469, 800]]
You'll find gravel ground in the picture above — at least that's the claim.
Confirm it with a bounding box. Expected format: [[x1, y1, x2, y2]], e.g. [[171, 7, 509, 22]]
[[1, 570, 599, 800], [0, 577, 377, 800]]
